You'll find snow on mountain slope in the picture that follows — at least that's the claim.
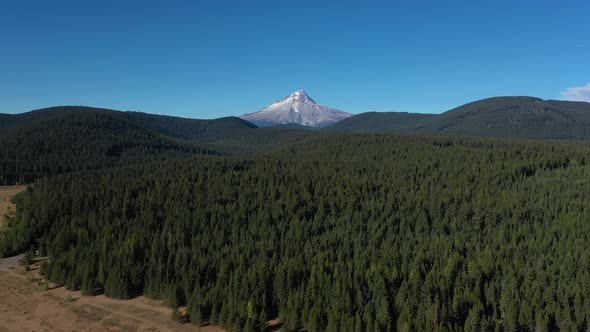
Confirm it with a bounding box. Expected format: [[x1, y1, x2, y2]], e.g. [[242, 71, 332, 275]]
[[240, 90, 352, 127]]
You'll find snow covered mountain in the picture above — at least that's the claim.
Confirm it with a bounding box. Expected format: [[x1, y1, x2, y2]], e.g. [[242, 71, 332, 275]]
[[240, 90, 352, 127]]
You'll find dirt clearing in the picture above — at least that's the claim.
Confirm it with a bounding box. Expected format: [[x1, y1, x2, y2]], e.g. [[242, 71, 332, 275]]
[[0, 256, 226, 331]]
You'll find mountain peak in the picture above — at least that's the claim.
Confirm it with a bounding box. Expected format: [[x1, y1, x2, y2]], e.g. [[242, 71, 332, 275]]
[[285, 90, 315, 104], [289, 89, 308, 96], [240, 91, 352, 128], [290, 90, 307, 96]]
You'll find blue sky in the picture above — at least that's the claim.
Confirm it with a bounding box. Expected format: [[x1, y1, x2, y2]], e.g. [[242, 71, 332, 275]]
[[1, 0, 589, 118]]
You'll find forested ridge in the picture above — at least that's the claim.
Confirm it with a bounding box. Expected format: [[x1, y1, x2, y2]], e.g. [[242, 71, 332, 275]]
[[329, 97, 590, 139], [0, 106, 315, 185], [5, 97, 590, 184], [0, 107, 215, 185], [2, 134, 590, 331]]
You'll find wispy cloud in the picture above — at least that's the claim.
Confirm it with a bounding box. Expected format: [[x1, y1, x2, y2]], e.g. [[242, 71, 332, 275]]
[[561, 82, 590, 102]]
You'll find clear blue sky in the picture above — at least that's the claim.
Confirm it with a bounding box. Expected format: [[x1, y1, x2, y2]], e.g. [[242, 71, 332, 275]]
[[1, 0, 589, 118]]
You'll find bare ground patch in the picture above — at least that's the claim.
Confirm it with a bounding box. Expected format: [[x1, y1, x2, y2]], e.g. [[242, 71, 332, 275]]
[[0, 256, 223, 331]]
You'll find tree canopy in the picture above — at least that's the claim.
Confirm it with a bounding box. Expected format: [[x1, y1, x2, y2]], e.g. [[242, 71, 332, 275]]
[[2, 134, 590, 331]]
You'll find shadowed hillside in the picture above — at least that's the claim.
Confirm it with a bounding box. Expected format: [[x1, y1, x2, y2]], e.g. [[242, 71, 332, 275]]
[[328, 97, 590, 139], [0, 107, 215, 184], [419, 97, 590, 138], [0, 106, 316, 184], [123, 111, 258, 140], [327, 112, 434, 133]]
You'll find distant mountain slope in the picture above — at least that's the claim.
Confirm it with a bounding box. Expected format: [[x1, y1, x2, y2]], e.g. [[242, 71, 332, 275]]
[[327, 97, 590, 139], [0, 106, 98, 128], [417, 97, 590, 139], [0, 106, 214, 185], [0, 106, 317, 184], [327, 112, 435, 133], [240, 90, 352, 127], [121, 110, 316, 154]]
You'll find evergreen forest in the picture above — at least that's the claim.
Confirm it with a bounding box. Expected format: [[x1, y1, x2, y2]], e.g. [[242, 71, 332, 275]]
[[2, 133, 590, 331]]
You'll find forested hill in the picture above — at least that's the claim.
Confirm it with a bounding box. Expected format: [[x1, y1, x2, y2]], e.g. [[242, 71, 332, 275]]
[[328, 97, 590, 139], [0, 106, 215, 185], [2, 134, 590, 331], [0, 106, 259, 138], [0, 106, 314, 185]]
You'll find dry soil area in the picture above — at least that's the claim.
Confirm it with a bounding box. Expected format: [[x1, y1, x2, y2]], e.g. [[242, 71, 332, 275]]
[[0, 256, 228, 331]]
